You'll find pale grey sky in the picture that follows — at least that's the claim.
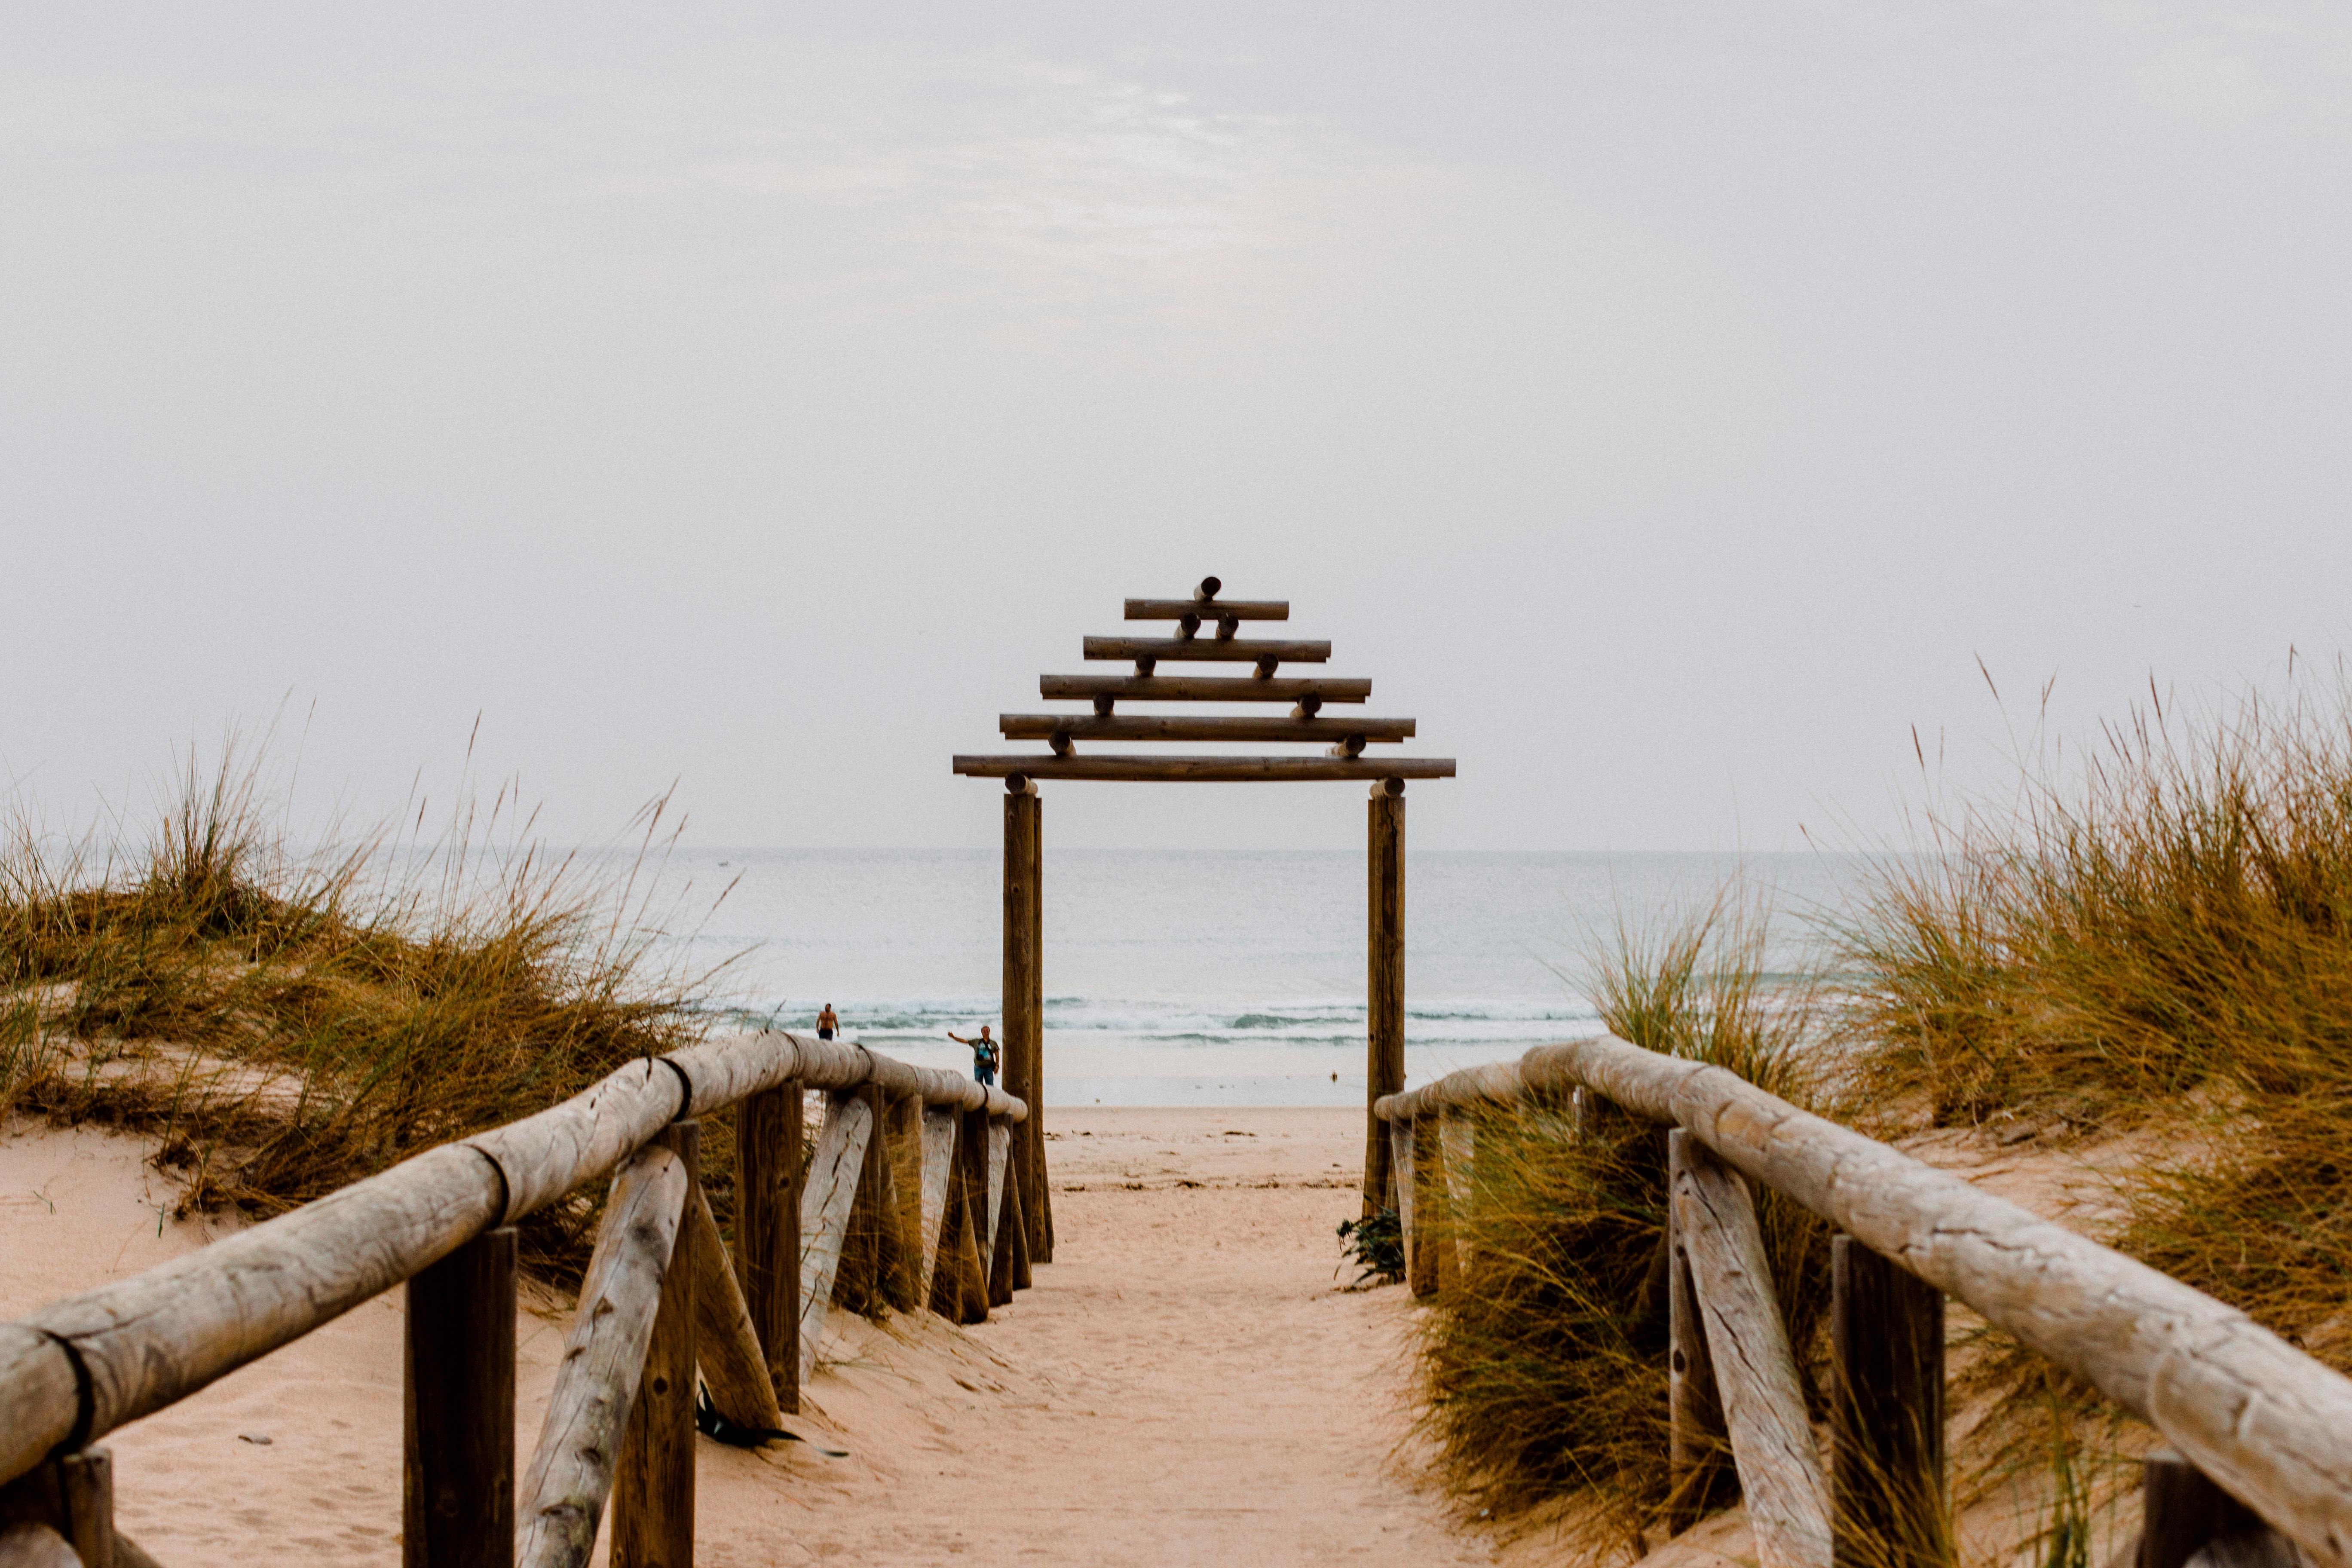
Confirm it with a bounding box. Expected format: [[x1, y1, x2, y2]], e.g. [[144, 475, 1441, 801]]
[[4, 4, 2348, 851]]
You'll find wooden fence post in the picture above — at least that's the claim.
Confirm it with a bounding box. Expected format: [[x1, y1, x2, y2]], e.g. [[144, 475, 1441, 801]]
[[1408, 1113, 1443, 1297], [405, 1226, 517, 1568], [1438, 1108, 1474, 1287], [2140, 1452, 2285, 1568], [613, 1121, 698, 1568], [799, 1093, 876, 1378], [1364, 778, 1406, 1215], [1832, 1235, 1946, 1568], [736, 1082, 801, 1415], [1666, 1129, 1732, 1537]]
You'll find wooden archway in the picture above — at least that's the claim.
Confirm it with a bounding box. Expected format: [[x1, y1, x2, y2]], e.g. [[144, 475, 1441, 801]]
[[954, 578, 1458, 1239]]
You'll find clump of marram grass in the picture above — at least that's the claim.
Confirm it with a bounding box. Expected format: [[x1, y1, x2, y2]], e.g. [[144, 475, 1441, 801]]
[[0, 744, 740, 1286], [1415, 894, 1834, 1553], [1835, 676, 2352, 1372]]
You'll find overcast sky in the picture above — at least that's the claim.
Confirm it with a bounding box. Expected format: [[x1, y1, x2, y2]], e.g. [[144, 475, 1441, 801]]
[[4, 4, 2348, 853]]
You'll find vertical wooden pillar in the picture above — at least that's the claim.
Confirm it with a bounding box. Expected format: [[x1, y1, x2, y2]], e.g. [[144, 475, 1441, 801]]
[[736, 1083, 801, 1415], [614, 1121, 698, 1568], [1832, 1234, 1947, 1568], [1666, 1129, 1730, 1535], [1364, 777, 1406, 1216], [404, 1226, 517, 1568], [1029, 789, 1052, 1260], [1004, 777, 1051, 1263]]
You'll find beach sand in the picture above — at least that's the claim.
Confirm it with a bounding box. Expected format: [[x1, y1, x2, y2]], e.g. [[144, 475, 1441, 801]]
[[0, 1107, 1506, 1566]]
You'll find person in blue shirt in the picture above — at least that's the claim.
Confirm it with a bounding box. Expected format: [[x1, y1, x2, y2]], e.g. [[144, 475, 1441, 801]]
[[947, 1025, 1001, 1086]]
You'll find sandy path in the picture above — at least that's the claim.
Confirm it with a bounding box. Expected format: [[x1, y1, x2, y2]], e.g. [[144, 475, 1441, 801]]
[[768, 1106, 1495, 1566], [2, 1107, 1498, 1566]]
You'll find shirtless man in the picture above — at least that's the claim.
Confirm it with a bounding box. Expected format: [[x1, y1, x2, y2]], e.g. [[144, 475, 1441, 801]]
[[816, 1003, 839, 1041], [946, 1025, 1000, 1086]]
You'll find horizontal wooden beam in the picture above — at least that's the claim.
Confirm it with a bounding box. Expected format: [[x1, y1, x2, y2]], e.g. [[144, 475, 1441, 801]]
[[1124, 598, 1288, 622], [1039, 674, 1368, 704], [999, 714, 1414, 743], [952, 754, 1455, 782], [1082, 637, 1329, 665]]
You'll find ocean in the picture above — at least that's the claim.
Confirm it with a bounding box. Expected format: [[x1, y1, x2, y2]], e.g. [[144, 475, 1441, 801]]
[[658, 850, 1873, 1106]]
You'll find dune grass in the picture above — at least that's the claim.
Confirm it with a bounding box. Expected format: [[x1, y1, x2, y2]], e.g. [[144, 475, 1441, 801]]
[[1836, 680, 2352, 1369], [1413, 895, 1834, 1552], [0, 747, 736, 1284]]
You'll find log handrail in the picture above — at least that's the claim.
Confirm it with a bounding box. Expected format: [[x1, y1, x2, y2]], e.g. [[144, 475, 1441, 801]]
[[0, 1029, 1027, 1495], [1374, 1035, 2352, 1568]]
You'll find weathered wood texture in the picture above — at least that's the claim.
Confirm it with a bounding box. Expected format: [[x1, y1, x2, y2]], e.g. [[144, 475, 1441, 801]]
[[59, 1447, 119, 1568], [0, 1330, 77, 1497], [1438, 1111, 1475, 1285], [22, 1141, 504, 1465], [986, 1152, 1019, 1307], [917, 1106, 961, 1306], [955, 755, 1455, 782], [1124, 597, 1287, 620], [1006, 1158, 1032, 1291], [1668, 1131, 1730, 1536], [1390, 1118, 1419, 1283], [1003, 786, 1048, 1265], [688, 1183, 784, 1433], [1364, 783, 1406, 1215], [1378, 1036, 2352, 1568], [734, 1083, 801, 1415], [1408, 1115, 1444, 1296], [1000, 714, 1415, 744], [1083, 636, 1330, 664], [405, 1227, 517, 1568], [1673, 1130, 1832, 1568], [515, 1145, 688, 1568], [0, 1029, 1026, 1499], [1832, 1236, 1946, 1568], [1039, 674, 1370, 704], [983, 1121, 1013, 1304], [613, 1121, 698, 1568], [797, 1093, 875, 1383]]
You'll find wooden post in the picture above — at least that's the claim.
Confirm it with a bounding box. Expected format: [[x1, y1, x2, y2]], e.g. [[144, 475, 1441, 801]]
[[917, 1105, 960, 1307], [1438, 1109, 1474, 1286], [613, 1121, 697, 1568], [1674, 1130, 1831, 1568], [1364, 778, 1406, 1215], [58, 1447, 118, 1568], [1389, 1117, 1418, 1286], [404, 1227, 517, 1568], [735, 1082, 801, 1415], [1833, 1235, 1946, 1568], [2141, 1452, 2265, 1568], [1004, 779, 1051, 1264], [798, 1093, 875, 1381], [514, 1145, 687, 1568], [1666, 1129, 1731, 1537], [1408, 1113, 1442, 1297]]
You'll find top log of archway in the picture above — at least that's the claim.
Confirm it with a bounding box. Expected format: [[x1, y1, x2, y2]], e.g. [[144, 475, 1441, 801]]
[[954, 578, 1457, 1225]]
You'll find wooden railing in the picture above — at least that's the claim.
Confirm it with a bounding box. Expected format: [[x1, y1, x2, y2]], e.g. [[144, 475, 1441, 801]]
[[1375, 1036, 2352, 1568], [0, 1032, 1035, 1566]]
